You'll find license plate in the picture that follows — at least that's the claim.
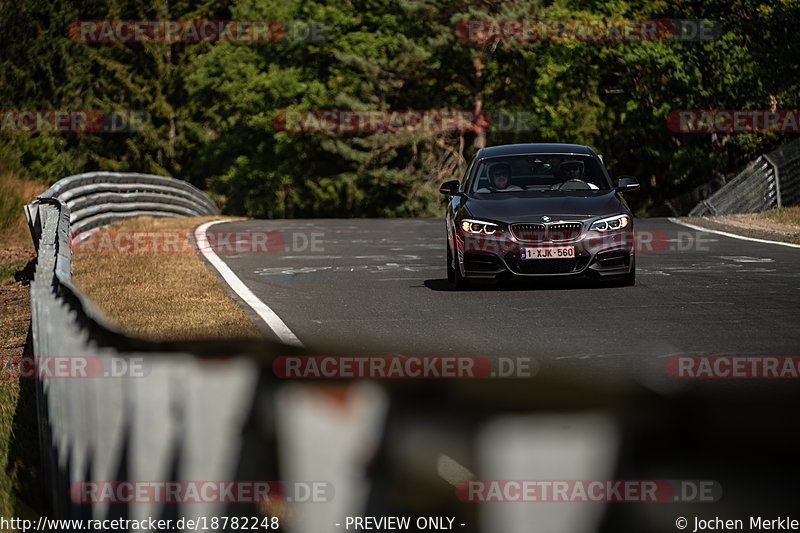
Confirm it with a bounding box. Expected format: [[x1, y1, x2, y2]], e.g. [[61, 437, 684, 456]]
[[520, 246, 575, 260]]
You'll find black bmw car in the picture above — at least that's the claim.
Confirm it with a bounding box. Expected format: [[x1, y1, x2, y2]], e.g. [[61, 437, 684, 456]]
[[440, 143, 640, 289]]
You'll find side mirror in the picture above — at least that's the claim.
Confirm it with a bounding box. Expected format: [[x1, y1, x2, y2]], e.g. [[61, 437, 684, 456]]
[[439, 180, 461, 196], [616, 176, 640, 192]]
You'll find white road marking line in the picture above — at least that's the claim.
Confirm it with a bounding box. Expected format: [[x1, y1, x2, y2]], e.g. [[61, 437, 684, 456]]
[[280, 255, 343, 259], [376, 277, 430, 280], [668, 218, 800, 249], [436, 454, 475, 486], [716, 256, 774, 262], [195, 220, 303, 347]]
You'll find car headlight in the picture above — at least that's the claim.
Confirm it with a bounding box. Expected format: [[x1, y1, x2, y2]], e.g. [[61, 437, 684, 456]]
[[590, 214, 630, 232], [460, 219, 501, 235]]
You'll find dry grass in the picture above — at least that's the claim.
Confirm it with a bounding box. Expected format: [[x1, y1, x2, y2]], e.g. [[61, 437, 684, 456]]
[[760, 206, 800, 228], [71, 215, 262, 341], [0, 172, 47, 518], [0, 171, 45, 248], [684, 209, 800, 245]]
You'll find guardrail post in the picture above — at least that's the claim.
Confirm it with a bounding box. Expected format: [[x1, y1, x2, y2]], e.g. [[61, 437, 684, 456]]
[[762, 153, 782, 208]]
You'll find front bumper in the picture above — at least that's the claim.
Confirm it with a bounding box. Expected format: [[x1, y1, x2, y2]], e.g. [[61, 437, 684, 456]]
[[455, 227, 634, 280]]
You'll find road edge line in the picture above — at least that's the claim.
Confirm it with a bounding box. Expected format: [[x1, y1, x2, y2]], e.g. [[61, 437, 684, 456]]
[[668, 217, 800, 249], [195, 220, 304, 347]]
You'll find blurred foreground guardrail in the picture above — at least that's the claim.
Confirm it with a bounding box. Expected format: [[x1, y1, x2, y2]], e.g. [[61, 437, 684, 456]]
[[24, 174, 270, 524], [689, 138, 800, 215], [22, 173, 800, 532]]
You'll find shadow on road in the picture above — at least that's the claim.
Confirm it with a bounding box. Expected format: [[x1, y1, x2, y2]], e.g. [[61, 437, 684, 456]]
[[424, 277, 631, 292]]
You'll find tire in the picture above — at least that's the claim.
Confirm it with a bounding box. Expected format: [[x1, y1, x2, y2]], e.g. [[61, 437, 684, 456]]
[[453, 254, 470, 290], [446, 243, 455, 283], [619, 256, 636, 286], [448, 236, 469, 290]]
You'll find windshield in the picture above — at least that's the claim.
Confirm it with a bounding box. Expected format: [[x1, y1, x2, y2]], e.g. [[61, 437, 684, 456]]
[[469, 154, 610, 193]]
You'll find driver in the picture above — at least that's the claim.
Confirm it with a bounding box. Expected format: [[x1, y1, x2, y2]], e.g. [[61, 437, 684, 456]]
[[558, 160, 599, 190], [559, 160, 584, 181]]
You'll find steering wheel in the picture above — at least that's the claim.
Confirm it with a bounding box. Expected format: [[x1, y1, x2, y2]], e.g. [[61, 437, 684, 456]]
[[555, 179, 591, 190]]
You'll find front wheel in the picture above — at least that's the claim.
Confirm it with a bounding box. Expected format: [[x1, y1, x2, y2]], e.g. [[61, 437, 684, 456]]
[[452, 254, 470, 290], [618, 256, 636, 286], [446, 243, 455, 283]]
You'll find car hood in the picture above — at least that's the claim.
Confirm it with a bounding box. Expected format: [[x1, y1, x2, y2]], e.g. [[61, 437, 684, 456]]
[[463, 190, 626, 223]]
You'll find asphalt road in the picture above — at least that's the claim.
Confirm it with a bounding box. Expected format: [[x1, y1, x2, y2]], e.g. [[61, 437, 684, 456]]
[[199, 216, 800, 525], [204, 217, 800, 381]]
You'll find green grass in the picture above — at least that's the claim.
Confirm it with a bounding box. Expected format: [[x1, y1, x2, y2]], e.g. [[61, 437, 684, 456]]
[[0, 259, 28, 283]]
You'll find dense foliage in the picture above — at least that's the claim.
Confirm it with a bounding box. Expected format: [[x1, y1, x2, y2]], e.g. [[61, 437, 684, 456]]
[[1, 0, 798, 216]]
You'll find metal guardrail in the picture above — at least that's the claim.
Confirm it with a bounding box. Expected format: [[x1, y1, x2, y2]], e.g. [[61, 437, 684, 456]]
[[25, 172, 219, 248], [24, 175, 271, 524], [766, 138, 800, 210], [649, 178, 725, 217], [689, 138, 800, 215]]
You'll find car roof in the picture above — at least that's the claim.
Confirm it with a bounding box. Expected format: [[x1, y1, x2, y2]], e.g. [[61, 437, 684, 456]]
[[476, 143, 596, 159]]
